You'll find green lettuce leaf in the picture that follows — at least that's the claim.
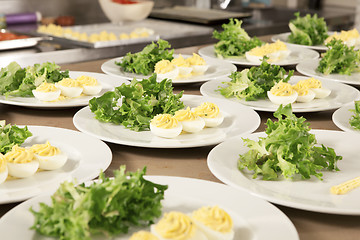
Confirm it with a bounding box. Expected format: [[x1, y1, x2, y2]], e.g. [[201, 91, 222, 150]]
[[349, 100, 360, 130], [0, 122, 32, 154]]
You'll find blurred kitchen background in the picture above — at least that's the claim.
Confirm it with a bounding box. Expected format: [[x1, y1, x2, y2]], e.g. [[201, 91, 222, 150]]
[[0, 0, 358, 65]]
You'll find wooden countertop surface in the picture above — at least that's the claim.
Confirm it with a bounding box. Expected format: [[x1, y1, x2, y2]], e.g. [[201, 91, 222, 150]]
[[0, 43, 359, 240]]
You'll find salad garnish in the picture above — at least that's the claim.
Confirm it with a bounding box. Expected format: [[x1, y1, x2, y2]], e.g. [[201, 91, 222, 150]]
[[238, 104, 342, 180], [349, 100, 360, 130], [0, 120, 32, 154]]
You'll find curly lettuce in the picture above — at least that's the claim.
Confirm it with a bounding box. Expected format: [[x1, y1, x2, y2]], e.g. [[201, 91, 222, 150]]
[[0, 121, 32, 154], [349, 100, 360, 130], [213, 18, 263, 58], [288, 12, 329, 46], [238, 104, 342, 180]]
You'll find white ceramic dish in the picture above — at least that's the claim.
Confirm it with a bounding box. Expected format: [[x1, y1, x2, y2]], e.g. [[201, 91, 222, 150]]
[[200, 75, 360, 112], [0, 125, 112, 204], [0, 71, 128, 108], [332, 102, 360, 134], [101, 54, 237, 84], [73, 94, 261, 148], [0, 175, 299, 240], [296, 59, 360, 86], [270, 32, 332, 51], [208, 130, 360, 215], [198, 44, 319, 66]]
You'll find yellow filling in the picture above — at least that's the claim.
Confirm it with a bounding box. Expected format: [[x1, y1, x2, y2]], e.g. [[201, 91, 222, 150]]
[[292, 81, 310, 96], [172, 54, 191, 67], [151, 114, 179, 129], [174, 107, 199, 121], [76, 75, 98, 86], [192, 206, 233, 233], [36, 82, 58, 93], [331, 176, 360, 195], [57, 78, 81, 87], [129, 231, 159, 240], [155, 212, 195, 240], [5, 145, 36, 164], [155, 60, 175, 74], [31, 141, 61, 157], [302, 77, 322, 89], [193, 102, 220, 118], [0, 153, 6, 172], [270, 81, 295, 96], [326, 28, 360, 43], [248, 40, 288, 56], [186, 53, 206, 66]]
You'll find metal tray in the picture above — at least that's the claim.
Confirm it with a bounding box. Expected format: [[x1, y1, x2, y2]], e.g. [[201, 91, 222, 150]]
[[0, 29, 50, 51]]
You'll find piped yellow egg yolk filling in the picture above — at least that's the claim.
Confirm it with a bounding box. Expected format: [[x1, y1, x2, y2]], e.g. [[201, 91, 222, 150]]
[[270, 81, 295, 96], [186, 53, 206, 66], [76, 75, 99, 86], [155, 212, 195, 240], [36, 82, 59, 93], [171, 54, 190, 67], [302, 77, 322, 89], [193, 102, 220, 118], [293, 81, 310, 96], [155, 60, 175, 74], [326, 28, 360, 43], [248, 40, 288, 56], [192, 205, 233, 233], [5, 145, 36, 164], [0, 154, 6, 172], [151, 114, 179, 129], [31, 141, 61, 157], [174, 107, 199, 121], [57, 78, 81, 87], [129, 231, 159, 240]]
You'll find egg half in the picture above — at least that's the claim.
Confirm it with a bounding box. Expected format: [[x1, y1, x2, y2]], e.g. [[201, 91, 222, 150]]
[[300, 77, 331, 99], [325, 28, 360, 47], [174, 107, 205, 133], [30, 141, 67, 170], [267, 81, 298, 105], [192, 206, 234, 240], [154, 60, 180, 80], [192, 102, 224, 127], [5, 145, 39, 178], [187, 53, 209, 75], [292, 80, 316, 103], [55, 78, 83, 98], [32, 82, 61, 102], [245, 40, 290, 64], [76, 75, 102, 95], [0, 154, 8, 184], [150, 211, 207, 240], [150, 114, 182, 138], [171, 54, 193, 77]]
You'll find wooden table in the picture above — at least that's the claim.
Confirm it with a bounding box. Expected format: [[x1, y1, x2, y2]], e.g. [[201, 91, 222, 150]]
[[0, 45, 359, 240]]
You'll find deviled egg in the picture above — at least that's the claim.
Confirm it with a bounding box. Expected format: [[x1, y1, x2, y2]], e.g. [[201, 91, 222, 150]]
[[0, 154, 8, 184], [186, 53, 209, 75], [301, 77, 331, 99], [192, 102, 224, 127], [174, 107, 205, 133], [192, 206, 234, 240], [292, 81, 316, 103], [32, 81, 61, 102], [30, 141, 67, 170], [245, 40, 290, 64], [130, 231, 159, 240], [76, 75, 102, 95], [4, 145, 39, 178], [171, 54, 193, 77], [155, 60, 179, 80], [267, 81, 298, 105], [55, 78, 83, 98], [150, 211, 207, 240], [150, 114, 182, 138], [325, 28, 360, 47]]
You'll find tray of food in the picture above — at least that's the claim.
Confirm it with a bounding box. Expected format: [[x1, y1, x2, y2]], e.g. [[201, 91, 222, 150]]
[[0, 29, 50, 51]]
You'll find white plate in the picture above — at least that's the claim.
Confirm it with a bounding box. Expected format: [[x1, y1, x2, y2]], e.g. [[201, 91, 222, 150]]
[[0, 125, 112, 204], [0, 176, 299, 240], [200, 75, 360, 112], [271, 32, 331, 51], [208, 130, 360, 215], [73, 94, 260, 148], [332, 102, 360, 133], [198, 44, 319, 66], [101, 54, 237, 84], [0, 71, 128, 108], [296, 59, 360, 86]]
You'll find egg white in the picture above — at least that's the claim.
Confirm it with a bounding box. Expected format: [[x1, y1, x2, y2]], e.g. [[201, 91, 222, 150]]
[[36, 152, 68, 170], [192, 219, 234, 240], [150, 224, 208, 240], [32, 89, 61, 101], [157, 67, 180, 80], [191, 65, 209, 75], [82, 84, 102, 95], [311, 87, 331, 99], [245, 50, 290, 64], [267, 91, 298, 105], [177, 66, 193, 77], [0, 167, 8, 184], [7, 160, 39, 178], [55, 83, 83, 98], [150, 122, 183, 139], [180, 117, 205, 133], [296, 90, 316, 103]]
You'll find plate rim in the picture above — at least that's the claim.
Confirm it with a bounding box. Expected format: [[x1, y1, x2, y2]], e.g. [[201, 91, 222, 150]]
[[332, 102, 359, 133], [270, 32, 332, 51], [207, 129, 360, 215], [73, 94, 261, 148]]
